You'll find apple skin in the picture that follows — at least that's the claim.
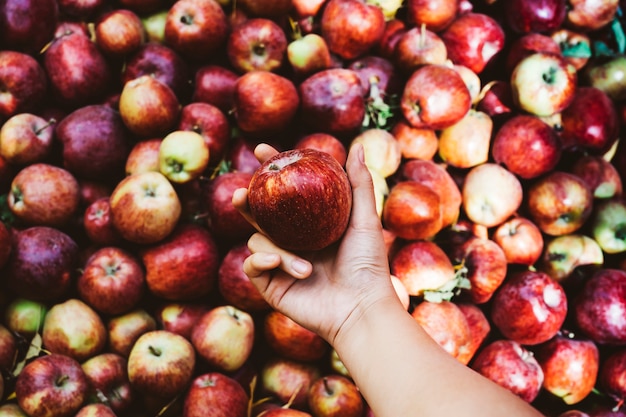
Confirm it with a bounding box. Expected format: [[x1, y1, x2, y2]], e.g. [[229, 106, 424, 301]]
[[95, 8, 146, 58], [15, 354, 89, 417], [538, 234, 604, 283], [566, 0, 619, 32], [492, 217, 544, 267], [81, 353, 133, 413], [77, 247, 145, 316], [57, 0, 105, 19], [535, 334, 600, 405], [307, 375, 364, 417], [8, 163, 81, 228], [264, 310, 329, 362], [471, 339, 544, 403], [0, 0, 58, 55], [55, 104, 131, 182], [191, 64, 238, 113], [154, 302, 208, 340], [125, 138, 162, 176], [83, 197, 124, 247], [107, 308, 157, 358], [109, 171, 182, 245], [526, 171, 593, 236], [0, 323, 17, 373], [320, 0, 385, 61], [158, 130, 210, 184], [491, 114, 562, 179], [393, 25, 447, 74], [390, 120, 438, 161], [405, 0, 459, 32], [351, 128, 402, 179], [294, 133, 347, 167], [3, 298, 48, 338], [74, 404, 117, 417], [574, 268, 626, 345], [183, 372, 249, 417], [287, 33, 333, 81], [504, 0, 567, 34], [177, 102, 230, 167], [0, 404, 28, 417], [0, 113, 55, 166], [233, 70, 300, 136], [437, 109, 493, 169], [390, 240, 455, 297], [504, 32, 562, 75], [5, 226, 78, 302], [0, 50, 47, 120], [591, 198, 626, 254], [491, 270, 568, 345], [127, 329, 196, 399], [298, 68, 366, 137], [440, 12, 505, 75], [190, 305, 255, 372], [217, 243, 271, 313], [260, 356, 322, 409], [456, 302, 491, 365], [247, 148, 352, 252], [571, 155, 623, 200], [559, 86, 620, 155], [400, 64, 471, 130], [227, 18, 288, 74], [599, 348, 626, 406]]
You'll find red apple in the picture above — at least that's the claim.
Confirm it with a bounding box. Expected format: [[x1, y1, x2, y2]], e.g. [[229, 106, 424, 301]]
[[351, 128, 401, 178], [260, 356, 321, 409], [0, 113, 55, 166], [227, 18, 288, 74], [490, 270, 567, 345], [294, 133, 347, 167], [390, 120, 438, 161], [566, 0, 619, 32], [83, 197, 123, 247], [571, 155, 623, 199], [247, 148, 352, 252], [95, 8, 146, 57], [456, 302, 491, 365], [177, 102, 230, 166], [191, 64, 238, 113], [437, 109, 493, 169], [57, 0, 104, 19], [393, 25, 447, 74], [0, 323, 17, 374], [307, 375, 364, 417], [287, 33, 332, 80], [140, 223, 220, 300], [74, 404, 116, 417], [0, 51, 48, 121], [492, 217, 544, 266], [599, 348, 626, 406], [405, 0, 459, 32], [107, 308, 157, 358], [264, 310, 329, 362], [0, 0, 58, 55], [81, 353, 133, 413], [125, 138, 162, 176], [227, 136, 263, 174], [550, 28, 592, 71], [154, 302, 208, 340], [183, 372, 249, 417], [504, 0, 567, 34], [504, 32, 561, 75]]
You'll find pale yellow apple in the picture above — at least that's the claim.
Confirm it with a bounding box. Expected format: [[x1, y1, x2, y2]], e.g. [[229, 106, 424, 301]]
[[158, 130, 209, 184]]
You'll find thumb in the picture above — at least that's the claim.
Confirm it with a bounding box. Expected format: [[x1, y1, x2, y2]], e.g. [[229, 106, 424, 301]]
[[345, 143, 381, 230]]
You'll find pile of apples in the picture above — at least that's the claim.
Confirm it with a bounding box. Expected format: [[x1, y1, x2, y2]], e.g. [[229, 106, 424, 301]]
[[1, 0, 626, 416]]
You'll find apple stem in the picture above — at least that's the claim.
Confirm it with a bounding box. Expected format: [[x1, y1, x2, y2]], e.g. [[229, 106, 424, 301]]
[[547, 252, 566, 262], [542, 67, 557, 84], [179, 14, 193, 26], [35, 118, 57, 135], [288, 16, 302, 40], [55, 374, 70, 387], [419, 23, 426, 48], [268, 163, 280, 171], [149, 345, 162, 357], [323, 377, 333, 395]]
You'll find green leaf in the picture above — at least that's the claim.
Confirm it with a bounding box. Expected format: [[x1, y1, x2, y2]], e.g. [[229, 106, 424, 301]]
[[612, 17, 626, 54], [593, 40, 617, 58], [0, 194, 16, 226], [561, 41, 592, 59]]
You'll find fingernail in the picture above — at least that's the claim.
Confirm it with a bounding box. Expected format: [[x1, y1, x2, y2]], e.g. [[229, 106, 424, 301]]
[[292, 259, 310, 275]]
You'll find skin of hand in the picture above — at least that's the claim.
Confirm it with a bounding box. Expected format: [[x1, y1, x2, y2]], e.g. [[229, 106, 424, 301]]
[[231, 142, 401, 345]]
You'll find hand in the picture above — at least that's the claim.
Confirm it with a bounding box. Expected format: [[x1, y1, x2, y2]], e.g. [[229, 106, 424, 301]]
[[232, 143, 399, 345]]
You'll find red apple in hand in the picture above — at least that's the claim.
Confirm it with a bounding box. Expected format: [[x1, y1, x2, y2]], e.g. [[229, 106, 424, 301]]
[[247, 148, 352, 252]]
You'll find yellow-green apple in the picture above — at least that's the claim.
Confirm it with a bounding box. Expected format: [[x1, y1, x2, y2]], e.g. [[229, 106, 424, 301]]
[[0, 113, 55, 166], [77, 247, 145, 316], [535, 333, 600, 405], [549, 28, 591, 71], [471, 339, 544, 403], [504, 32, 561, 75], [233, 70, 300, 135], [400, 64, 471, 130], [177, 102, 230, 166], [492, 114, 562, 179], [8, 163, 80, 227], [492, 217, 544, 266], [405, 0, 459, 32], [298, 68, 366, 137], [509, 52, 577, 117], [55, 104, 132, 181], [393, 25, 447, 74], [81, 353, 133, 413], [452, 64, 482, 104], [15, 354, 88, 417], [95, 8, 146, 57], [183, 372, 249, 417], [320, 0, 385, 61], [440, 12, 505, 75], [42, 29, 112, 108], [164, 0, 229, 61], [565, 0, 619, 32], [227, 18, 287, 74], [287, 33, 332, 80], [191, 64, 238, 113], [538, 234, 604, 283], [584, 55, 626, 101], [294, 133, 347, 167], [0, 0, 58, 56], [158, 130, 209, 184], [121, 42, 190, 99], [526, 171, 593, 236], [351, 128, 401, 178], [456, 302, 491, 365], [140, 223, 219, 300], [202, 171, 256, 244], [247, 148, 352, 252], [127, 329, 196, 398], [190, 305, 255, 372], [390, 120, 438, 161], [42, 298, 107, 362], [125, 138, 162, 176], [390, 240, 456, 297], [571, 155, 623, 199], [0, 50, 48, 121], [260, 356, 322, 409], [591, 198, 626, 254], [369, 167, 389, 219], [448, 235, 507, 304], [307, 375, 364, 417], [503, 0, 566, 34], [462, 162, 523, 228], [5, 227, 78, 301], [154, 302, 209, 340], [217, 243, 271, 312], [107, 308, 157, 358], [0, 404, 28, 417], [118, 75, 180, 138], [74, 403, 117, 417], [575, 269, 626, 345], [411, 300, 471, 361], [599, 348, 626, 407], [559, 86, 619, 155], [0, 323, 16, 374], [438, 108, 493, 169], [109, 170, 182, 245], [3, 298, 47, 338], [490, 270, 567, 345], [264, 310, 329, 362], [83, 197, 123, 247], [142, 9, 168, 43], [382, 180, 443, 241]]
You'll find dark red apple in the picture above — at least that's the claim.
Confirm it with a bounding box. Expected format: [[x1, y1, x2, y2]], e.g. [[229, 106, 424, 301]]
[[264, 310, 329, 362], [191, 64, 238, 113], [571, 154, 623, 200], [83, 197, 123, 247], [177, 102, 230, 166], [247, 148, 352, 251], [81, 352, 133, 413], [57, 0, 105, 19], [294, 133, 347, 167], [0, 0, 58, 55], [504, 0, 567, 34], [226, 136, 262, 174], [599, 348, 626, 406], [0, 51, 48, 121], [227, 18, 288, 74]]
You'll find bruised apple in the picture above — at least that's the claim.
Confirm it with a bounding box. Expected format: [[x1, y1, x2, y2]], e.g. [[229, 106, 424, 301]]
[[247, 148, 352, 251]]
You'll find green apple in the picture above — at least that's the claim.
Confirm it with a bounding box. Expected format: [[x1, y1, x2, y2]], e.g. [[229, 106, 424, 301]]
[[592, 198, 626, 254], [4, 298, 47, 338], [158, 130, 209, 184]]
